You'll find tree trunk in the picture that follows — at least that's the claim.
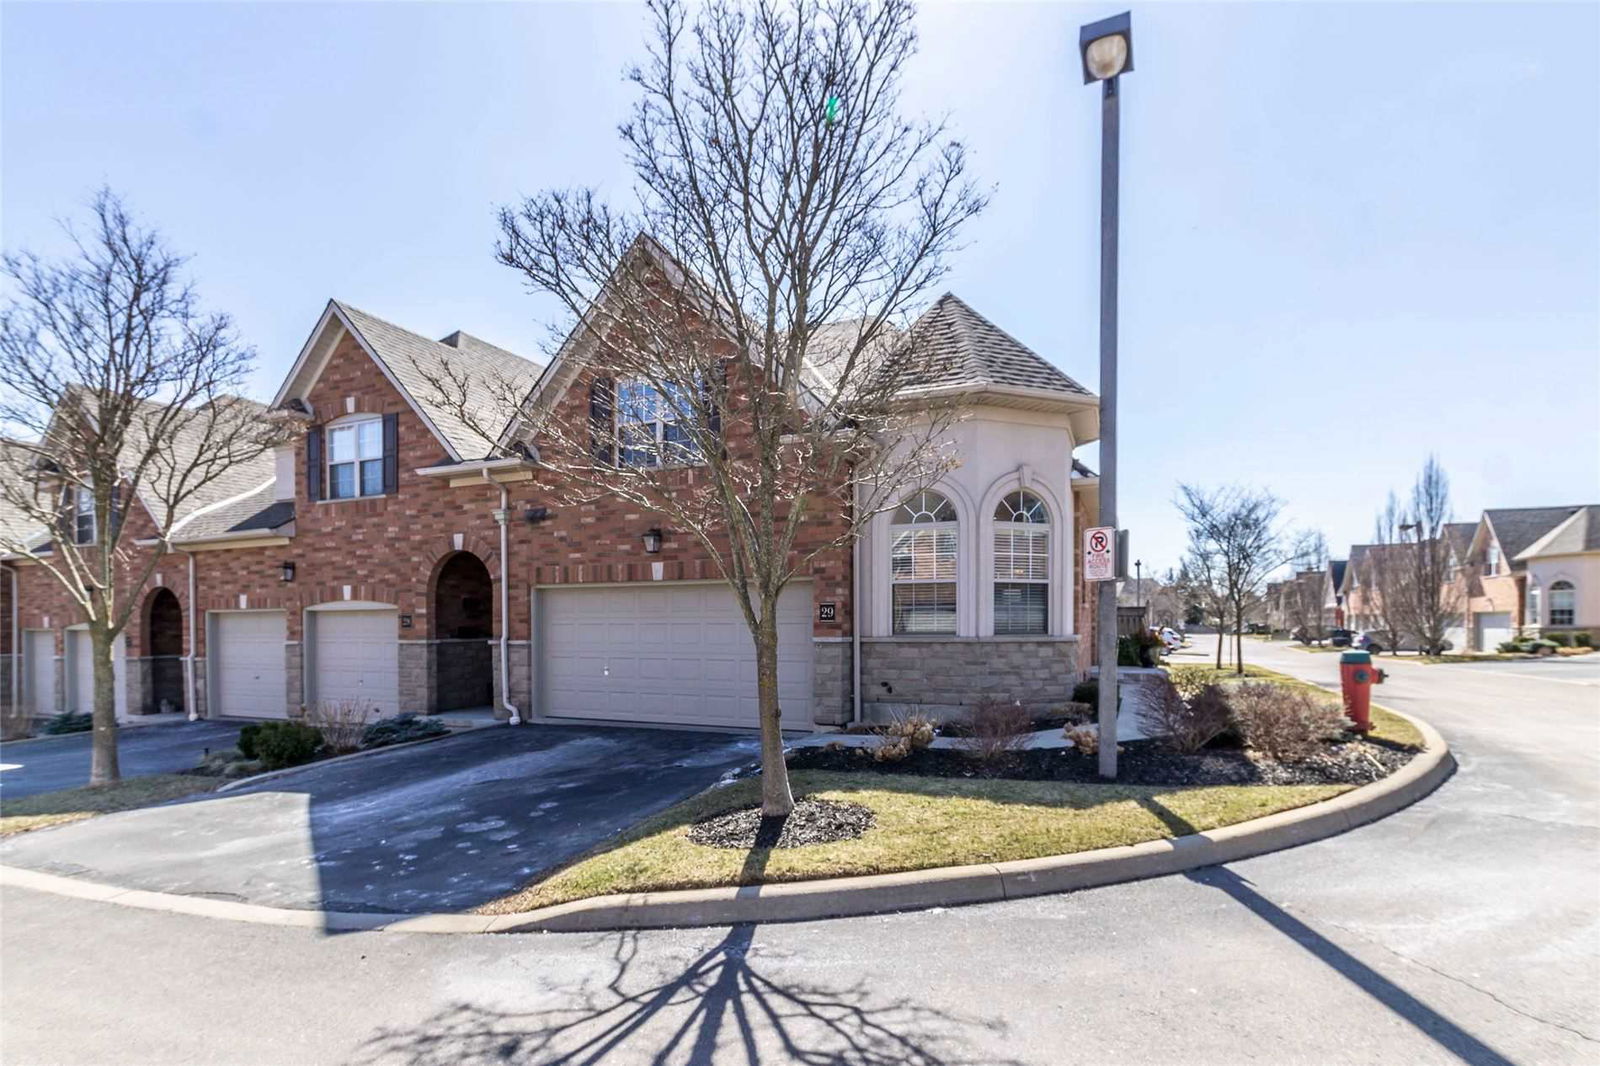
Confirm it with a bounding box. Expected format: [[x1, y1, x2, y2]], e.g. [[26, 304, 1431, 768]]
[[753, 606, 795, 817], [1215, 607, 1225, 669], [88, 624, 120, 786]]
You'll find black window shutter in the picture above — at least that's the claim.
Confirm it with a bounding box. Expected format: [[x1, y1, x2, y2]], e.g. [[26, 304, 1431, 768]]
[[109, 485, 123, 542], [56, 486, 73, 545], [306, 426, 324, 502], [589, 375, 615, 466], [702, 361, 723, 439], [382, 412, 400, 494]]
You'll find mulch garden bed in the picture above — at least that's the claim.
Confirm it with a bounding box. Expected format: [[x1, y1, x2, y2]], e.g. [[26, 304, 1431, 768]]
[[688, 797, 876, 850], [787, 734, 1416, 788]]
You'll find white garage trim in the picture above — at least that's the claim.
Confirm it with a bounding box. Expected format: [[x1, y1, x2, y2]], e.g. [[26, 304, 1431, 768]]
[[65, 626, 127, 722], [536, 581, 813, 731], [208, 610, 289, 720], [23, 630, 56, 719], [305, 604, 400, 718], [1474, 612, 1513, 652]]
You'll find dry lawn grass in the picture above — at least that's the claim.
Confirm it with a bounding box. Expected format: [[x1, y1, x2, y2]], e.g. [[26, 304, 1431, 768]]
[[480, 770, 1349, 914], [0, 774, 220, 837]]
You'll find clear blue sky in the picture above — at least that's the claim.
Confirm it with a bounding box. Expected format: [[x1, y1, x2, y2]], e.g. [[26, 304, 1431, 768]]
[[4, 1, 1596, 574]]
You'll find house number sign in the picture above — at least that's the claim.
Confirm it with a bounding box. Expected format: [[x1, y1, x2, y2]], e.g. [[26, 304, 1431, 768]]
[[818, 603, 837, 622]]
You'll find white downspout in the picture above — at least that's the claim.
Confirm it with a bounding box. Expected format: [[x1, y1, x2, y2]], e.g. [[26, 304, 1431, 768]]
[[185, 550, 199, 721], [851, 481, 863, 726], [485, 471, 521, 725], [9, 564, 19, 717]]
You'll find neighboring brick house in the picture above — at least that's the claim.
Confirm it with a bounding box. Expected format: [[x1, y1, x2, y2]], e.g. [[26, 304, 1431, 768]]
[[2, 271, 1102, 731], [1510, 505, 1599, 640], [1458, 506, 1592, 650]]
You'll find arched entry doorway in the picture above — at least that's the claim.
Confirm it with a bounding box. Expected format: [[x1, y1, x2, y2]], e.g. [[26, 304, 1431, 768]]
[[144, 587, 185, 715], [432, 551, 493, 712]]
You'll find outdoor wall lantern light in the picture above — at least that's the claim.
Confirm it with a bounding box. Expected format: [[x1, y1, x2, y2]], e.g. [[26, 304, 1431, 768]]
[[1079, 12, 1133, 83], [280, 561, 296, 583], [642, 528, 664, 554]]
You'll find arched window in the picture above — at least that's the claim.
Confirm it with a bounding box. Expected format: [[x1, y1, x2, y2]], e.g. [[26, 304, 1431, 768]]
[[993, 490, 1049, 634], [891, 490, 958, 634], [1549, 581, 1577, 627], [1526, 583, 1541, 628]]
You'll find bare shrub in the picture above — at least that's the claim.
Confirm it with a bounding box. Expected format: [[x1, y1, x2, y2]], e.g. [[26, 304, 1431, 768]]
[[1227, 682, 1348, 762], [1138, 681, 1232, 754], [870, 735, 913, 763], [883, 713, 938, 750], [957, 698, 1032, 766], [303, 699, 374, 754], [1064, 724, 1098, 756], [1166, 665, 1213, 703]]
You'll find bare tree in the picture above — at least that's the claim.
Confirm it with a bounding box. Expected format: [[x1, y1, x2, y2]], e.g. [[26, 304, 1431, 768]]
[[1176, 485, 1283, 674], [413, 0, 984, 816], [1175, 544, 1231, 668], [1394, 457, 1464, 655], [0, 190, 281, 785], [1282, 530, 1330, 644], [1358, 494, 1410, 655]]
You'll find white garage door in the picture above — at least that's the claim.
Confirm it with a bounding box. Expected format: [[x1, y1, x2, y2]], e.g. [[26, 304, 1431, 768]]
[[211, 611, 287, 719], [540, 582, 813, 729], [311, 608, 400, 717], [24, 631, 56, 718], [1475, 612, 1513, 651], [68, 629, 127, 721]]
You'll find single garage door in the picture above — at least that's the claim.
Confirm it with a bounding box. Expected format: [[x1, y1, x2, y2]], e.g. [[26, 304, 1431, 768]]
[[540, 582, 813, 729], [67, 629, 127, 721], [24, 630, 56, 718], [1475, 612, 1513, 651], [311, 608, 400, 717], [210, 611, 288, 719]]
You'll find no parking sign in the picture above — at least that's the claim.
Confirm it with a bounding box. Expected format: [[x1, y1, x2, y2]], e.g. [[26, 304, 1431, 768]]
[[1083, 526, 1116, 582]]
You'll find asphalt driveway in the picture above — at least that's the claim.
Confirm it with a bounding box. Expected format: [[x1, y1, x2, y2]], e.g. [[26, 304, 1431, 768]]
[[0, 720, 242, 799], [0, 723, 758, 914]]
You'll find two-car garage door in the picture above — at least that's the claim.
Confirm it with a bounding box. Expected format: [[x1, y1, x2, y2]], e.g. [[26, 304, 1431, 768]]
[[540, 582, 813, 729]]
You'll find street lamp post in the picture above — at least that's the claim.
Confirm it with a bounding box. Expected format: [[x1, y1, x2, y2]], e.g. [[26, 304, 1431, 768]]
[[1135, 559, 1143, 610], [1081, 12, 1133, 779]]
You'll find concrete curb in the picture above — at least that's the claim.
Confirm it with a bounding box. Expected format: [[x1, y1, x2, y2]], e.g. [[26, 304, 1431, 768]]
[[0, 709, 1454, 935]]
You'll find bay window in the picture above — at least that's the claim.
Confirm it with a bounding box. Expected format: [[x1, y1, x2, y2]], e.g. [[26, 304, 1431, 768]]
[[993, 490, 1049, 634], [1550, 581, 1576, 627], [891, 490, 958, 634]]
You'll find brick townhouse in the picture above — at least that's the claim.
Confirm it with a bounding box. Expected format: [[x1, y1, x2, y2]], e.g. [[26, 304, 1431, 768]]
[[1, 253, 1103, 733]]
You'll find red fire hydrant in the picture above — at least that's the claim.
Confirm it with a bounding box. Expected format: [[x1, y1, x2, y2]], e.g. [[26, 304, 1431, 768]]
[[1339, 650, 1385, 733]]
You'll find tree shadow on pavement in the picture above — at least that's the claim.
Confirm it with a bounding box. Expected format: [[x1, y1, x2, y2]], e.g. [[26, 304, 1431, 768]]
[[1185, 866, 1519, 1066], [348, 924, 1019, 1066], [349, 820, 1020, 1066]]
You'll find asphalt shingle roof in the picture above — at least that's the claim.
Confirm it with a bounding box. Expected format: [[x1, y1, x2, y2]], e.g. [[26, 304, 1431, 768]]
[[1484, 506, 1588, 568], [1514, 504, 1600, 559], [333, 302, 545, 461], [894, 294, 1092, 397], [173, 481, 294, 541]]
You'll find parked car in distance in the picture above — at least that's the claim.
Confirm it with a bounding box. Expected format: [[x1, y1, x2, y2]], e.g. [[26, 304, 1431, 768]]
[[1151, 626, 1185, 653], [1329, 628, 1355, 648], [1358, 630, 1454, 655]]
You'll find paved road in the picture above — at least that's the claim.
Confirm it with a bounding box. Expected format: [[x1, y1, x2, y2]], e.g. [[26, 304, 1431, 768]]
[[0, 719, 241, 799], [0, 723, 760, 913], [2, 638, 1596, 1065]]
